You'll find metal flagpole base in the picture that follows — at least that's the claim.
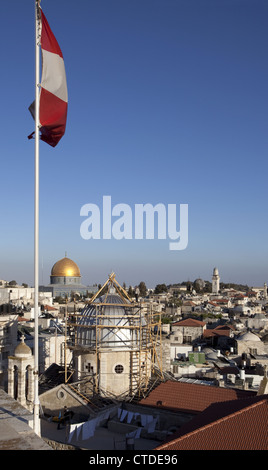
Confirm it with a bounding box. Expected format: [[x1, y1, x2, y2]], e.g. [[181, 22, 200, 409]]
[[33, 402, 40, 436]]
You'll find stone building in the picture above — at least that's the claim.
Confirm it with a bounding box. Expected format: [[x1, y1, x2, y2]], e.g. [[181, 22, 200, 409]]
[[171, 318, 206, 346], [71, 273, 162, 399], [236, 330, 266, 356], [8, 335, 34, 411], [246, 313, 268, 331], [0, 312, 18, 389], [38, 331, 72, 374]]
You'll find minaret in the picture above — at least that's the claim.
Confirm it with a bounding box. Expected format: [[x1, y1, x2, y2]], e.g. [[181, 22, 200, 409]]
[[212, 267, 220, 294]]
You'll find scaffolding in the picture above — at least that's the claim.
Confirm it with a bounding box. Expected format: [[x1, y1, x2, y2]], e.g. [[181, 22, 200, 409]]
[[64, 273, 164, 401]]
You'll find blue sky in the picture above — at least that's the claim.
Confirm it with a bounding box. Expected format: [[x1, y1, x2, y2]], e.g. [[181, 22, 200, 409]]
[[0, 0, 267, 288]]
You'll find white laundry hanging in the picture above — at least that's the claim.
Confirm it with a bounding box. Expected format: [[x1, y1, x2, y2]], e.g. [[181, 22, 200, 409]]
[[147, 417, 157, 433], [127, 411, 134, 423], [75, 422, 84, 439], [81, 418, 98, 439], [68, 424, 77, 443], [119, 409, 128, 422]]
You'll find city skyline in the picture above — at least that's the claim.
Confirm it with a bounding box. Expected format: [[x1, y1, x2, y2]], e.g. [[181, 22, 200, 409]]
[[1, 0, 268, 288]]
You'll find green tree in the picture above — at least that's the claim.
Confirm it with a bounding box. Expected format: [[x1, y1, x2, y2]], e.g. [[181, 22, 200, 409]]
[[154, 284, 168, 294], [138, 282, 147, 297], [128, 286, 134, 297]]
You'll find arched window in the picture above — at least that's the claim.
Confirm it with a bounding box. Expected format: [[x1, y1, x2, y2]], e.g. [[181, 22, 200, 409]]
[[13, 365, 18, 399]]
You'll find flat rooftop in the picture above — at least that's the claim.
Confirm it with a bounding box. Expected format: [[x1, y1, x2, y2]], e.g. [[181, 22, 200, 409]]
[[0, 388, 52, 450]]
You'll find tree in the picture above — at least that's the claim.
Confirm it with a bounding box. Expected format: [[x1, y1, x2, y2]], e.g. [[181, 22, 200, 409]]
[[154, 284, 168, 294], [128, 286, 134, 297], [138, 282, 147, 298]]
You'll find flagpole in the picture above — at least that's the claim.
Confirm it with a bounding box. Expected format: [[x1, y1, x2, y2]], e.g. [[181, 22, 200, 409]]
[[34, 0, 41, 436]]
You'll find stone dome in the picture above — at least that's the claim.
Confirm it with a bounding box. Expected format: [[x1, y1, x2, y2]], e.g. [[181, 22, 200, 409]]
[[15, 336, 32, 358], [254, 313, 266, 319], [194, 278, 205, 289], [51, 256, 81, 278], [237, 331, 261, 342]]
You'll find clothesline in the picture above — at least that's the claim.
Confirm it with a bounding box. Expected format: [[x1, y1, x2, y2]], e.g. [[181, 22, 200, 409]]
[[118, 407, 157, 431], [68, 407, 158, 443], [68, 409, 111, 443]]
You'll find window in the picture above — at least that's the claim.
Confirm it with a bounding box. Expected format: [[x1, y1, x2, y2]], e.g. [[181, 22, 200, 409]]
[[115, 364, 124, 374], [85, 362, 93, 373], [57, 389, 67, 400], [249, 348, 257, 356], [183, 335, 192, 344]]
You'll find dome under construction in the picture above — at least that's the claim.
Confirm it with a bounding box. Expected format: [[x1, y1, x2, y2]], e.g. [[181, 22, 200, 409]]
[[77, 287, 147, 349], [69, 273, 162, 399]]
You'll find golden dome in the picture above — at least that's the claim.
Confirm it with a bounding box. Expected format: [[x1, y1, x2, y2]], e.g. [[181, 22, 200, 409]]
[[51, 256, 81, 278]]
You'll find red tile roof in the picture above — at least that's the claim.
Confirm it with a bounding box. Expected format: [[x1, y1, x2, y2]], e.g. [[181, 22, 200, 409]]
[[203, 329, 218, 338], [139, 381, 255, 414], [172, 318, 206, 328], [203, 324, 234, 338], [155, 395, 268, 450], [214, 324, 234, 331], [43, 304, 58, 311]]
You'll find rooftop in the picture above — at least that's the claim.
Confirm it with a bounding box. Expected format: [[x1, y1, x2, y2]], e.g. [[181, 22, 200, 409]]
[[0, 388, 52, 450], [139, 380, 256, 414], [172, 318, 206, 328], [156, 394, 268, 450]]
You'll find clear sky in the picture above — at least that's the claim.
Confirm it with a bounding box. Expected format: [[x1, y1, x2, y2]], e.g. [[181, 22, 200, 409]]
[[0, 0, 267, 289]]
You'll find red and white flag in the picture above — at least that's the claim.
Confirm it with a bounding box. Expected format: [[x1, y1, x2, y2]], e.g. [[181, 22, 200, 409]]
[[29, 10, 68, 147]]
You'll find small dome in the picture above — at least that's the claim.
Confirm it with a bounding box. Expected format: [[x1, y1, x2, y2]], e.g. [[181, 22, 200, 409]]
[[237, 331, 261, 342], [15, 336, 32, 358], [194, 278, 205, 288], [51, 256, 81, 278], [254, 313, 266, 319], [213, 267, 219, 276]]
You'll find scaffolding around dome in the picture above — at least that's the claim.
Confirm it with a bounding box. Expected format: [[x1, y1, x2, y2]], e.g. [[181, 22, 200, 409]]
[[64, 273, 164, 400]]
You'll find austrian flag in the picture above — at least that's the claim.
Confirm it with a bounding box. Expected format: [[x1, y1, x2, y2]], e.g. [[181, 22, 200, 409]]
[[29, 10, 68, 147]]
